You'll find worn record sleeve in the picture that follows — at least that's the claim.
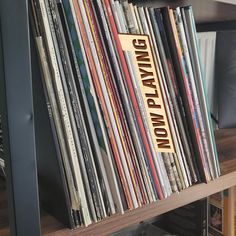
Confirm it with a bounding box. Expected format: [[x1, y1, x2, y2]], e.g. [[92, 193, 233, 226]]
[[62, 0, 126, 213], [138, 6, 178, 192], [50, 0, 106, 221], [181, 6, 220, 178], [37, 0, 91, 225], [175, 8, 211, 180], [107, 0, 165, 201], [154, 8, 200, 183], [161, 7, 210, 182], [71, 0, 136, 209], [150, 7, 198, 183], [61, 0, 125, 213], [83, 0, 147, 207], [58, 0, 118, 216], [93, 0, 156, 203], [30, 0, 77, 227]]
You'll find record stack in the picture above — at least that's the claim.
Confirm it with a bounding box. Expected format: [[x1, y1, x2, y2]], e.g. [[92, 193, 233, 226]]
[[30, 0, 220, 228]]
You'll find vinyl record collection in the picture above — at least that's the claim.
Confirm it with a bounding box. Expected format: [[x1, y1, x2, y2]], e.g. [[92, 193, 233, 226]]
[[30, 0, 220, 228]]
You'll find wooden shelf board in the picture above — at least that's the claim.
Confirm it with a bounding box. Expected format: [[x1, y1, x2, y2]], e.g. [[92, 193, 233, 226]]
[[0, 228, 9, 236], [0, 129, 235, 236], [0, 177, 9, 236], [43, 170, 236, 236], [2, 129, 236, 236], [216, 128, 236, 175], [41, 129, 236, 236]]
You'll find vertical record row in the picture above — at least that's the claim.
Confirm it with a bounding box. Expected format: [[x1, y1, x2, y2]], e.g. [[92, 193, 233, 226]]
[[29, 0, 220, 228]]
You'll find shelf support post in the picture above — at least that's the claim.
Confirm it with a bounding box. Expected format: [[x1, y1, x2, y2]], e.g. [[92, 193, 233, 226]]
[[0, 0, 41, 235]]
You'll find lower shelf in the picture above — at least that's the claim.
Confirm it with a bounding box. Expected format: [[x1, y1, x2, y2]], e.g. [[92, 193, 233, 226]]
[[42, 171, 236, 236], [1, 129, 236, 235], [40, 128, 236, 236]]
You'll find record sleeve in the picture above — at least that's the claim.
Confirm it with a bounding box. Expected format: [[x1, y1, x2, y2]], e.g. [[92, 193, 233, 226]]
[[181, 6, 220, 178], [36, 0, 91, 225], [102, 0, 164, 199], [48, 0, 105, 221], [161, 7, 210, 182], [61, 0, 124, 213], [93, 0, 156, 203], [150, 7, 198, 184], [71, 0, 136, 209], [83, 0, 146, 206]]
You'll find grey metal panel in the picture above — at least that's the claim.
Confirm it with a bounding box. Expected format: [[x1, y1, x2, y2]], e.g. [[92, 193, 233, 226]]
[[0, 0, 41, 235], [0, 22, 15, 235], [216, 31, 236, 128]]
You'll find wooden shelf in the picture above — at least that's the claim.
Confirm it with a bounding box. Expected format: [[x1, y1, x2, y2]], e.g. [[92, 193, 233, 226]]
[[0, 178, 9, 236], [35, 128, 236, 236], [215, 128, 236, 175], [42, 173, 236, 236], [132, 0, 236, 23], [1, 128, 236, 236]]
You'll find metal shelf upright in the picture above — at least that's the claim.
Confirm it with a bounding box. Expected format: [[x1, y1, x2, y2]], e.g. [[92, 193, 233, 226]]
[[0, 0, 41, 235]]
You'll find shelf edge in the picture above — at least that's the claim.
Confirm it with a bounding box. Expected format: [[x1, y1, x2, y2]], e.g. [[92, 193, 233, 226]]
[[44, 171, 236, 236]]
